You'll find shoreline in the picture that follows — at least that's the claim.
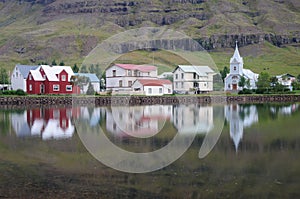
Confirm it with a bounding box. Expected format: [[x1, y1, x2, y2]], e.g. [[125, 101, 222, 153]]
[[0, 94, 300, 107]]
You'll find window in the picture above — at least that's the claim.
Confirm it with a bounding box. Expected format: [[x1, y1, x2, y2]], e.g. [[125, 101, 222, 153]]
[[148, 88, 152, 94], [175, 82, 178, 88], [204, 83, 207, 87], [119, 80, 122, 87], [113, 70, 116, 77], [128, 81, 132, 87], [62, 120, 67, 128], [234, 66, 237, 71], [134, 70, 138, 76], [168, 89, 171, 93], [66, 85, 72, 91], [29, 74, 32, 80], [128, 70, 132, 76], [53, 85, 60, 91], [61, 75, 66, 81], [29, 84, 32, 91], [181, 73, 184, 79], [181, 82, 184, 88], [159, 88, 163, 94], [16, 72, 18, 77], [175, 74, 178, 79]]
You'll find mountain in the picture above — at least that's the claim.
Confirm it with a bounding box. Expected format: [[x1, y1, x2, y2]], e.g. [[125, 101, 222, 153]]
[[0, 0, 299, 74]]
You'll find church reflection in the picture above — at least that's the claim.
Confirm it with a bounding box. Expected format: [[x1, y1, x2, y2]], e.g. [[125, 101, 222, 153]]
[[225, 104, 258, 152], [225, 103, 299, 152]]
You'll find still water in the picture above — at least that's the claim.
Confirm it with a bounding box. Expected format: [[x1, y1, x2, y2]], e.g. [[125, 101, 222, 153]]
[[0, 103, 299, 198]]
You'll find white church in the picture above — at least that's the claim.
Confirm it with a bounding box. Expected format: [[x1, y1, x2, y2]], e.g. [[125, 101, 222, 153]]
[[224, 43, 259, 91]]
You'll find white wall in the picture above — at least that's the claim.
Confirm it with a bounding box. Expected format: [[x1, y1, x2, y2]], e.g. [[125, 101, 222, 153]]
[[11, 67, 26, 91]]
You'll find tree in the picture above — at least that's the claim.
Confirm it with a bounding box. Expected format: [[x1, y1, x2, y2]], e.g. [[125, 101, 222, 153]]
[[220, 66, 229, 82], [72, 75, 89, 94], [238, 76, 246, 88], [86, 82, 95, 95], [0, 68, 9, 84], [72, 64, 79, 73], [51, 59, 57, 66], [245, 78, 251, 89], [59, 61, 65, 66], [270, 76, 278, 87], [297, 74, 300, 82], [95, 64, 102, 79], [80, 65, 88, 73], [89, 64, 95, 73], [257, 72, 271, 92]]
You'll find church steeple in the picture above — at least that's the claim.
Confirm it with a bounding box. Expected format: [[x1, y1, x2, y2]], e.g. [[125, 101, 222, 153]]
[[229, 41, 243, 75], [230, 41, 243, 64]]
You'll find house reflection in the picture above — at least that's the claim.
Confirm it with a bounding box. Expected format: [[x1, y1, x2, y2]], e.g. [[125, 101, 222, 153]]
[[270, 104, 299, 116], [106, 105, 172, 137], [11, 107, 77, 140], [172, 104, 214, 134], [225, 104, 258, 152]]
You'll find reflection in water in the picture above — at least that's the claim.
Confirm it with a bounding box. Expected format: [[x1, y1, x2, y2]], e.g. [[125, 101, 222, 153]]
[[225, 103, 299, 152], [173, 104, 214, 134], [225, 104, 258, 151], [106, 105, 172, 138], [11, 108, 76, 140], [2, 103, 300, 148], [1, 103, 300, 197]]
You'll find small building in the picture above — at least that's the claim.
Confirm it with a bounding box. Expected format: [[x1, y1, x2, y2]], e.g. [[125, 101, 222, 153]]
[[11, 64, 38, 91], [132, 79, 173, 96], [105, 64, 157, 91], [74, 73, 100, 94], [224, 43, 259, 91], [26, 65, 75, 95], [276, 73, 296, 91], [173, 65, 215, 94]]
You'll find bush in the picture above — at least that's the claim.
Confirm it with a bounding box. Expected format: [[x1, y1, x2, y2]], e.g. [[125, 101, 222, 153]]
[[0, 89, 27, 96], [238, 88, 253, 95], [16, 89, 27, 96]]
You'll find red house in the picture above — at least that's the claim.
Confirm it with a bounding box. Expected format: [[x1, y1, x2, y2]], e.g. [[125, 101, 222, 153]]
[[26, 65, 76, 94]]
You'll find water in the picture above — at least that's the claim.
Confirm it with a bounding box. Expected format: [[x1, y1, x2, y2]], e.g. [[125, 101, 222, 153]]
[[0, 103, 299, 198]]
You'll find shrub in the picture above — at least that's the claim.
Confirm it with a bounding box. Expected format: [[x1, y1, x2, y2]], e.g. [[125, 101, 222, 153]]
[[16, 89, 27, 96]]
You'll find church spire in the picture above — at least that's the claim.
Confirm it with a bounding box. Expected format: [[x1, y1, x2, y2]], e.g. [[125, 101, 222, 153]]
[[230, 41, 243, 64]]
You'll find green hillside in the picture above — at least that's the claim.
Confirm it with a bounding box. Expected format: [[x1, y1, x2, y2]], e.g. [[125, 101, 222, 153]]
[[0, 0, 299, 76]]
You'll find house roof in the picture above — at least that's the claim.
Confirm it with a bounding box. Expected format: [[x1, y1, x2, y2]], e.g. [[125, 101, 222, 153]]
[[175, 65, 214, 76], [114, 64, 157, 72], [40, 65, 74, 81], [243, 69, 259, 80], [75, 73, 100, 82], [136, 79, 172, 86], [15, 65, 39, 79], [30, 69, 45, 81]]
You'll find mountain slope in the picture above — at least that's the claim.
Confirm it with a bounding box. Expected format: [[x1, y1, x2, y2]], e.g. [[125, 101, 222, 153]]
[[0, 0, 299, 74]]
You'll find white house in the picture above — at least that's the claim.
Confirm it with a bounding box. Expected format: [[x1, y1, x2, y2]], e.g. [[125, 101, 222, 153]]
[[74, 73, 100, 93], [276, 74, 296, 91], [132, 79, 173, 96], [106, 64, 157, 91], [224, 43, 259, 91], [11, 64, 38, 91], [173, 65, 215, 94]]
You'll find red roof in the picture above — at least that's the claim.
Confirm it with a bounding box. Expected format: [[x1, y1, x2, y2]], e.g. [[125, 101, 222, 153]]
[[137, 79, 172, 86], [115, 64, 157, 72]]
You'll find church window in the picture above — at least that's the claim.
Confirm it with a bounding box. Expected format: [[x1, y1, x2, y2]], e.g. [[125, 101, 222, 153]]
[[234, 66, 237, 71]]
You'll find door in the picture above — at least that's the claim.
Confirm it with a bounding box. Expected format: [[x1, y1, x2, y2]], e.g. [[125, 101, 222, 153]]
[[232, 84, 237, 90]]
